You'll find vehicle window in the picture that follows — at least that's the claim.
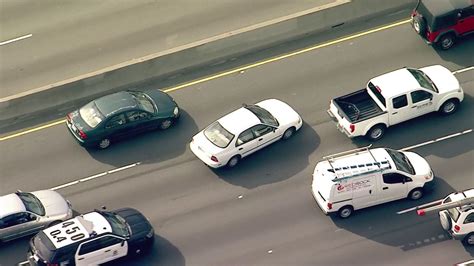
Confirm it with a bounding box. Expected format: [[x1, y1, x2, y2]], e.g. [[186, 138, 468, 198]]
[[244, 105, 279, 127], [368, 82, 386, 107], [98, 236, 122, 247], [411, 90, 432, 103], [79, 239, 101, 255], [385, 149, 415, 175], [252, 124, 273, 137], [106, 114, 127, 129], [17, 192, 45, 216], [459, 6, 474, 20], [447, 208, 461, 222], [407, 68, 438, 93], [101, 212, 130, 237], [204, 122, 234, 148], [128, 91, 156, 113], [236, 129, 255, 146], [79, 101, 105, 128], [53, 245, 77, 262], [0, 213, 33, 228], [392, 95, 408, 109], [382, 173, 405, 184], [126, 111, 148, 122], [464, 213, 474, 224]]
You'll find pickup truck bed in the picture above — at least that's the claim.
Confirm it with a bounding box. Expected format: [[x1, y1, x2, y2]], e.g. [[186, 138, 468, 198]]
[[333, 89, 384, 123]]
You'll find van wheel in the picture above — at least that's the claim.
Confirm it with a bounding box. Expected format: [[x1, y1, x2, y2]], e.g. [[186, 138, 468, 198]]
[[462, 233, 474, 246], [338, 206, 353, 219], [227, 155, 240, 168], [439, 99, 459, 115], [408, 188, 423, 200], [366, 125, 385, 141], [282, 127, 295, 140], [437, 33, 455, 50]]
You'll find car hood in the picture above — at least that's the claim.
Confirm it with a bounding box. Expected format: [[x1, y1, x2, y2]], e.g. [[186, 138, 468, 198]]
[[31, 190, 70, 217], [421, 65, 460, 94], [256, 99, 301, 126], [404, 152, 431, 177], [144, 90, 177, 115], [115, 208, 152, 239]]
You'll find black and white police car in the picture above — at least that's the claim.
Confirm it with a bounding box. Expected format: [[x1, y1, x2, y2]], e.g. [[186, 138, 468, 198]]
[[27, 208, 154, 265]]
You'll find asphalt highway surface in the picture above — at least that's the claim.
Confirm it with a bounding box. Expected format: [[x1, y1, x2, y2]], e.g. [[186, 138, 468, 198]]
[[1, 13, 473, 266], [0, 0, 333, 97]]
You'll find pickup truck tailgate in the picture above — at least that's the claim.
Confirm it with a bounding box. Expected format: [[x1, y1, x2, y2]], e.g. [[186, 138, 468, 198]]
[[327, 100, 352, 136]]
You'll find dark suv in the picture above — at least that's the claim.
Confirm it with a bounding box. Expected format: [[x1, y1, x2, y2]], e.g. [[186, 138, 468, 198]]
[[411, 0, 474, 50]]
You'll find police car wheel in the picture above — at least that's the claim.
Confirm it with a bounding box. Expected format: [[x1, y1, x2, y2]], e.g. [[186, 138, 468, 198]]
[[338, 206, 353, 219], [463, 233, 474, 246]]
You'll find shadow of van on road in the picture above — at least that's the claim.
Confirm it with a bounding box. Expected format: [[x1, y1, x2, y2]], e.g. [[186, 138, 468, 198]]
[[331, 177, 473, 256], [87, 109, 198, 167], [212, 122, 320, 189]]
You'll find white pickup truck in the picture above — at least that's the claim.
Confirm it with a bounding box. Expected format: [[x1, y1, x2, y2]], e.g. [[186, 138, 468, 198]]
[[327, 65, 464, 140]]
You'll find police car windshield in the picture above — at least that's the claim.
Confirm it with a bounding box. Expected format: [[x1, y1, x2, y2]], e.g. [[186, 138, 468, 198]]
[[102, 212, 130, 237], [17, 192, 45, 216], [385, 149, 415, 175]]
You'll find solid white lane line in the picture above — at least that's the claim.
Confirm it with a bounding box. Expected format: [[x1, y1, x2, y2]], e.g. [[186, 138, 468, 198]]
[[50, 162, 140, 191], [452, 66, 474, 75], [0, 34, 32, 46], [401, 129, 473, 151], [17, 261, 29, 266]]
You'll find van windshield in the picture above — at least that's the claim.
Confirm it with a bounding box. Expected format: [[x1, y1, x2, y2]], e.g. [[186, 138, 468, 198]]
[[385, 149, 415, 175]]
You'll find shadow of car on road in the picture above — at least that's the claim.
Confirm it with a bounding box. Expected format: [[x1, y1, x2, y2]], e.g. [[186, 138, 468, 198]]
[[211, 122, 320, 189], [87, 109, 198, 167], [330, 177, 473, 256]]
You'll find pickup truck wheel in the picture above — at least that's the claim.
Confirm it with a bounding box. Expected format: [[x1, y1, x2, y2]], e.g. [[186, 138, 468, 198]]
[[463, 233, 474, 246], [338, 206, 353, 219], [437, 33, 455, 50], [366, 125, 385, 141], [439, 99, 459, 115], [408, 188, 423, 200]]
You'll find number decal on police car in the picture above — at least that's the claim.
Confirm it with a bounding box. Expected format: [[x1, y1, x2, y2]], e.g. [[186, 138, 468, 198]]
[[48, 220, 86, 243]]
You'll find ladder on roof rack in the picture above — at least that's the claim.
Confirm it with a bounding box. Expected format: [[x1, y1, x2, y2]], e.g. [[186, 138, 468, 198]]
[[323, 145, 391, 181]]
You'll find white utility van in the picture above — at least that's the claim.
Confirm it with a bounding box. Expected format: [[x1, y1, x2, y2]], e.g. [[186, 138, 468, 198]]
[[311, 145, 434, 218]]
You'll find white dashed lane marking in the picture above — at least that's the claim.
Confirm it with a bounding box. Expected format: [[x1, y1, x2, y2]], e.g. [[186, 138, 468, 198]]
[[0, 34, 32, 46]]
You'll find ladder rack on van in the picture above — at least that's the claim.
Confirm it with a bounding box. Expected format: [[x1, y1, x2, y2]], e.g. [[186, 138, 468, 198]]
[[323, 145, 391, 181]]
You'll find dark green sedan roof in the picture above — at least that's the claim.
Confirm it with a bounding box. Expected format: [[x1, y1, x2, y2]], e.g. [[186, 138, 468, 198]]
[[94, 91, 139, 117]]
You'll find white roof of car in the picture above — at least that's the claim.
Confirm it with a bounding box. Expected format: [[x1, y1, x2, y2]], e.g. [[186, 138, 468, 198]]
[[218, 106, 260, 134], [43, 212, 112, 248], [369, 68, 421, 99], [0, 193, 25, 218]]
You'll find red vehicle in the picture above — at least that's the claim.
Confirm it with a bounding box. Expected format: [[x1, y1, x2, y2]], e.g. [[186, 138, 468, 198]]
[[411, 0, 474, 50]]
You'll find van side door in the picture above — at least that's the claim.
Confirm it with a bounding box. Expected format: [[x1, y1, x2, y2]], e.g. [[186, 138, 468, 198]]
[[351, 174, 378, 209], [377, 173, 408, 203]]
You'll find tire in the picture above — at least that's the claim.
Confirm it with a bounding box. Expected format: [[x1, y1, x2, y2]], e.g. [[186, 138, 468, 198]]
[[338, 205, 353, 219], [436, 33, 455, 50], [159, 119, 173, 130], [462, 233, 474, 246], [408, 188, 423, 200], [282, 127, 295, 140], [366, 124, 386, 141], [439, 211, 452, 231], [439, 99, 459, 115], [98, 138, 111, 149], [226, 155, 240, 168], [412, 15, 426, 37]]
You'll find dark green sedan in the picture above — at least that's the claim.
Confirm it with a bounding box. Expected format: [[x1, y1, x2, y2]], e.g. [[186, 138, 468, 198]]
[[66, 89, 180, 149]]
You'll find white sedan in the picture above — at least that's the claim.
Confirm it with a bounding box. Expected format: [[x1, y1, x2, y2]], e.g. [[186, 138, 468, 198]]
[[190, 99, 303, 168]]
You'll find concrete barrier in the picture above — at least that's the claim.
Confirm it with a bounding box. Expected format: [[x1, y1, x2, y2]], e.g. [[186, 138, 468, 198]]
[[0, 0, 416, 126]]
